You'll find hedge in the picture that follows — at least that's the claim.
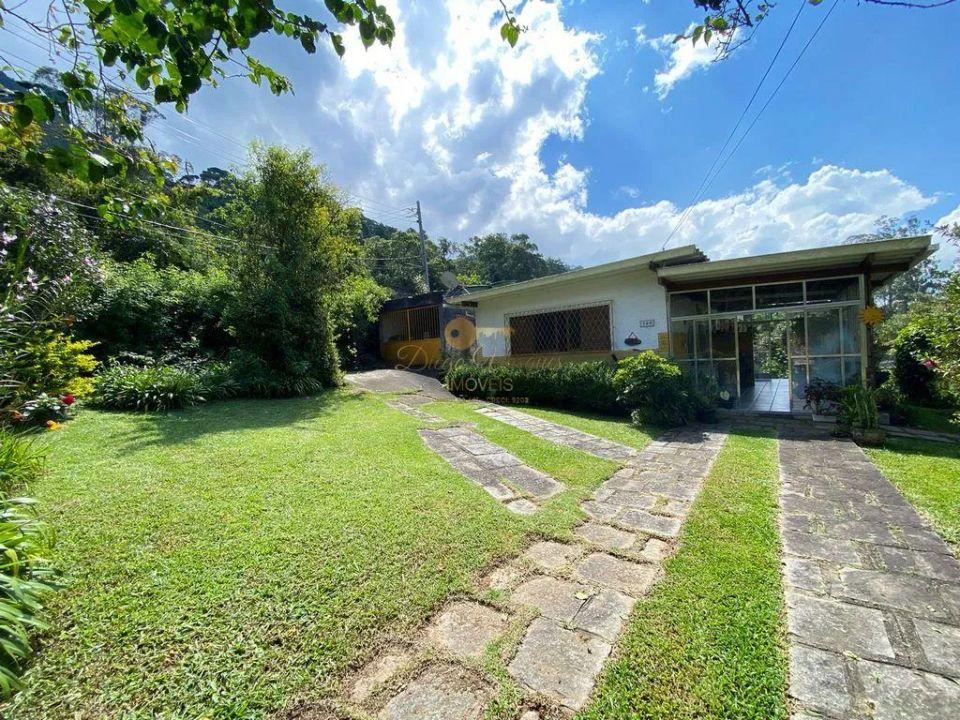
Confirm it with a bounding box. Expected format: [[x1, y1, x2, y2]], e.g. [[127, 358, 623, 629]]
[[444, 361, 622, 414]]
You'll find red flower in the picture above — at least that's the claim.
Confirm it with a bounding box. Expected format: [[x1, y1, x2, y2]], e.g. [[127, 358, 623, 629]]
[[61, 394, 76, 406], [921, 358, 938, 370]]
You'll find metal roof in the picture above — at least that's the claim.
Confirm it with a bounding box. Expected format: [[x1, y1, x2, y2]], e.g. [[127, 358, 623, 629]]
[[656, 236, 935, 290], [446, 244, 707, 303]]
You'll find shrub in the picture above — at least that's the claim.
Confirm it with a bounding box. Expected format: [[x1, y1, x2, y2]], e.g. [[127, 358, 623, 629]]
[[79, 258, 232, 360], [838, 384, 881, 431], [0, 329, 97, 409], [0, 429, 57, 698], [444, 360, 620, 414], [325, 275, 390, 369], [803, 378, 843, 415], [892, 326, 938, 405], [613, 352, 695, 427], [91, 363, 206, 411], [0, 429, 44, 491]]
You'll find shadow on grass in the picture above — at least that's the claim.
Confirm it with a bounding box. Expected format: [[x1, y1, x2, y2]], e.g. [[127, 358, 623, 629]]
[[879, 435, 960, 460], [107, 390, 369, 453]]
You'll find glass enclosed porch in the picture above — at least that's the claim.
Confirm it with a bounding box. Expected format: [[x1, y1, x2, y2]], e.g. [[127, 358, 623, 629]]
[[668, 276, 866, 413]]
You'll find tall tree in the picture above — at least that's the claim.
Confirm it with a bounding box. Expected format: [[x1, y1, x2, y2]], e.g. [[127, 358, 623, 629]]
[[845, 216, 949, 314], [222, 145, 361, 394], [453, 233, 571, 286]]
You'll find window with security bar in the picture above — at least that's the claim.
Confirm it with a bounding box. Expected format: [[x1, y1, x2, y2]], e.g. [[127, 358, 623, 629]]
[[509, 304, 611, 355], [380, 306, 441, 342]]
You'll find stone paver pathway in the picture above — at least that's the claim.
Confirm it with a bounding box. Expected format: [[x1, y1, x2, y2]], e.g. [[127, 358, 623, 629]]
[[476, 405, 640, 463], [338, 425, 727, 719], [420, 426, 564, 514], [778, 427, 960, 720]]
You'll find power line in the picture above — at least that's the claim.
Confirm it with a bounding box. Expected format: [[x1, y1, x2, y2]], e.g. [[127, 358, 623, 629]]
[[705, 0, 842, 189], [662, 0, 808, 250]]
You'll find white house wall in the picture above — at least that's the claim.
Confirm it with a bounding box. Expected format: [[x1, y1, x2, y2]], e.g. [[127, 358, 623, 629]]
[[473, 268, 668, 358]]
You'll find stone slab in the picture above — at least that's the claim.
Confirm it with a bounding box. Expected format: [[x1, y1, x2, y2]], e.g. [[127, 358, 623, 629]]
[[512, 575, 591, 622], [573, 553, 658, 597], [521, 541, 583, 573], [348, 648, 412, 704], [379, 664, 490, 720], [786, 590, 895, 660], [508, 618, 611, 711], [787, 644, 853, 718], [617, 509, 681, 538], [572, 588, 635, 642], [914, 618, 960, 678], [506, 498, 538, 516], [425, 601, 509, 660], [574, 522, 636, 552], [855, 658, 960, 720]]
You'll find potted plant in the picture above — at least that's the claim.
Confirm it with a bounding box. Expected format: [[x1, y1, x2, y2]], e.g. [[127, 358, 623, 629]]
[[692, 376, 720, 423], [839, 385, 885, 446], [804, 378, 842, 419]]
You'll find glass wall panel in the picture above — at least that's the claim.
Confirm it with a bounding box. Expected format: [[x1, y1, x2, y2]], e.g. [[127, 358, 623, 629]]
[[756, 282, 804, 309], [695, 361, 715, 387], [715, 360, 738, 399], [671, 320, 695, 359], [695, 320, 711, 360], [806, 276, 860, 305], [841, 305, 861, 355], [808, 309, 841, 356], [791, 359, 809, 399], [710, 286, 753, 313], [670, 291, 708, 317], [788, 313, 806, 356], [810, 357, 842, 386], [711, 318, 737, 359], [843, 358, 862, 386], [677, 360, 696, 379]]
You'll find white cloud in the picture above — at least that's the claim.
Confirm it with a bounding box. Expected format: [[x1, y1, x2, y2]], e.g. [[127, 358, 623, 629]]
[[169, 1, 940, 274], [636, 24, 733, 100], [935, 203, 960, 266]]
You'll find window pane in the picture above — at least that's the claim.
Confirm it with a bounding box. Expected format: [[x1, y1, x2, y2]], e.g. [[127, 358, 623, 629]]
[[808, 309, 841, 356], [843, 357, 862, 386], [695, 360, 715, 388], [677, 360, 696, 379], [710, 286, 753, 313], [791, 359, 809, 399], [806, 277, 860, 305], [841, 305, 861, 355], [756, 282, 804, 309], [711, 318, 737, 359], [715, 360, 738, 400], [670, 291, 708, 317], [695, 320, 711, 359], [810, 357, 843, 386], [671, 320, 695, 359], [788, 313, 806, 356]]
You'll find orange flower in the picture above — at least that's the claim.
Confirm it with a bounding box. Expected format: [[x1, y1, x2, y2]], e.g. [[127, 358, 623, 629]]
[[45, 420, 61, 430]]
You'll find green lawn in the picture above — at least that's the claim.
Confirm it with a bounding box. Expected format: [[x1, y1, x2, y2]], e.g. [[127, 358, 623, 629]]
[[581, 430, 789, 720], [867, 437, 960, 549], [901, 404, 959, 435], [8, 391, 623, 720]]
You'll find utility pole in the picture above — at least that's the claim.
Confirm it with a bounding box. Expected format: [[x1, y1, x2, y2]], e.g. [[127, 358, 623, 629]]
[[415, 200, 430, 291]]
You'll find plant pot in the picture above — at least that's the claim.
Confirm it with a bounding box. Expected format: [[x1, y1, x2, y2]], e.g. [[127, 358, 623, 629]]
[[852, 427, 886, 447]]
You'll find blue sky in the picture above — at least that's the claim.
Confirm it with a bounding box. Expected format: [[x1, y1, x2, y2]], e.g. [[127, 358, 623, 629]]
[[5, 0, 959, 265]]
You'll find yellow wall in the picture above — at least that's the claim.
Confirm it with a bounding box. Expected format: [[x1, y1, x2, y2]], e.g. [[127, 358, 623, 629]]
[[380, 338, 443, 368]]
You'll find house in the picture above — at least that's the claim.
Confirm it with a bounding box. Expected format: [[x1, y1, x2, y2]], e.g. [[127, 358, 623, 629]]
[[379, 290, 478, 368], [448, 235, 934, 412]]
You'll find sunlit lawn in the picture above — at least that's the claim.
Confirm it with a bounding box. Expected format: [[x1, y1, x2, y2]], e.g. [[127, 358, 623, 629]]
[[867, 437, 960, 549], [8, 391, 633, 719]]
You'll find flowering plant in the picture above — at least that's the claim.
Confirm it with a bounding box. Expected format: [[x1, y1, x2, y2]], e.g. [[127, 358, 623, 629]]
[[18, 393, 72, 425]]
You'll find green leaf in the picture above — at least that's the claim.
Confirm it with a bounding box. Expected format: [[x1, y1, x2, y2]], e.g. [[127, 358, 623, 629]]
[[331, 33, 346, 58], [12, 104, 33, 129], [300, 33, 317, 54], [500, 22, 519, 48]]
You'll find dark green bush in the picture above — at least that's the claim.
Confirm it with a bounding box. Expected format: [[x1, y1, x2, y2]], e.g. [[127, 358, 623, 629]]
[[613, 351, 695, 427], [444, 361, 620, 413], [80, 258, 232, 360], [892, 326, 940, 405], [91, 363, 207, 411]]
